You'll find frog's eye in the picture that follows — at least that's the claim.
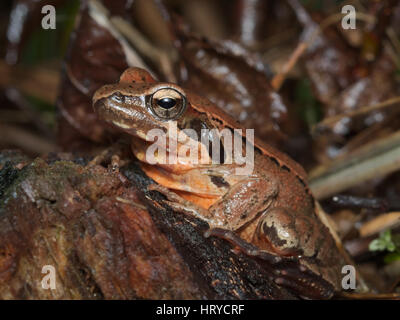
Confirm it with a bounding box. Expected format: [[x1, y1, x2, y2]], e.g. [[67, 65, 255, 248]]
[[149, 88, 186, 120]]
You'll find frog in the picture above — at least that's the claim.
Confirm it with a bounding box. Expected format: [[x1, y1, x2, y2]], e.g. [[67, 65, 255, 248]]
[[92, 67, 346, 299]]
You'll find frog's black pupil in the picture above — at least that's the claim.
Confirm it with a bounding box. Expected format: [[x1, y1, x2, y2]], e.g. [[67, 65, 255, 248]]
[[157, 97, 176, 109]]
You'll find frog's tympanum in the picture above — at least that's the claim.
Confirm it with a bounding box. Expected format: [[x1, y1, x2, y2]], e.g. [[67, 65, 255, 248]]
[[93, 67, 346, 299]]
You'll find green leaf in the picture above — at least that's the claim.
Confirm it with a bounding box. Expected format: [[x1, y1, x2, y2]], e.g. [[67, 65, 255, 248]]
[[369, 238, 386, 251], [387, 242, 396, 252], [382, 229, 392, 242], [369, 229, 400, 255]]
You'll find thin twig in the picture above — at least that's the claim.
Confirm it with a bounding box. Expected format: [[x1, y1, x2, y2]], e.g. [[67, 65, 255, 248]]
[[110, 16, 176, 82], [0, 124, 57, 154], [0, 60, 59, 104], [359, 212, 400, 237], [271, 42, 307, 90], [340, 292, 400, 300], [386, 28, 400, 69], [88, 0, 154, 75], [313, 96, 400, 131], [387, 28, 400, 56], [309, 130, 400, 199], [4, 87, 54, 139], [272, 0, 375, 90]]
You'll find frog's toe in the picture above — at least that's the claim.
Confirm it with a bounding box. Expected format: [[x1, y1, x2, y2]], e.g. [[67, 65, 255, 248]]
[[272, 266, 335, 299]]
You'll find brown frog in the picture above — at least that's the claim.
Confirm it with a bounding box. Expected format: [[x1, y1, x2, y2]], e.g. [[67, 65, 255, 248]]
[[93, 67, 346, 299]]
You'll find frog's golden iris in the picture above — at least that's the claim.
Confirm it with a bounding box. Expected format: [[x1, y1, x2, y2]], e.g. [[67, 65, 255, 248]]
[[149, 87, 187, 121]]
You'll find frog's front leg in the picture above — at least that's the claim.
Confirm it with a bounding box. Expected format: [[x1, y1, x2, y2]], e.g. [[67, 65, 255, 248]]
[[207, 177, 280, 230], [147, 184, 222, 226], [149, 176, 279, 230]]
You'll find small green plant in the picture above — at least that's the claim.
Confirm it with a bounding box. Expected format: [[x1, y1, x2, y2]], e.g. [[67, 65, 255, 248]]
[[369, 229, 400, 263]]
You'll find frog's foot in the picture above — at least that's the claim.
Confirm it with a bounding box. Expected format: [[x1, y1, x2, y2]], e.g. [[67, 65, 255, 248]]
[[89, 149, 110, 166], [271, 265, 334, 299], [205, 227, 334, 299], [87, 146, 130, 185], [147, 184, 216, 225], [88, 143, 128, 170]]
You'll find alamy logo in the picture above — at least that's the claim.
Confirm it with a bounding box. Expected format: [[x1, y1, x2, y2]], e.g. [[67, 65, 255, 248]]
[[41, 265, 56, 290], [41, 5, 56, 29], [143, 122, 255, 175], [341, 5, 356, 30], [341, 265, 356, 290]]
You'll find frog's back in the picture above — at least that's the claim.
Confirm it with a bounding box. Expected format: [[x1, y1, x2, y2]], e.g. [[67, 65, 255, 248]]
[[254, 152, 314, 214], [186, 90, 309, 183]]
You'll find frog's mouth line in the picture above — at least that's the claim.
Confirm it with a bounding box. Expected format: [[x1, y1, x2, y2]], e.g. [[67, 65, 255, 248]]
[[93, 98, 145, 137], [111, 120, 132, 130]]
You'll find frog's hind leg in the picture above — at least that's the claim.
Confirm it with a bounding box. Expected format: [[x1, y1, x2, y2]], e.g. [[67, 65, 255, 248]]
[[271, 263, 335, 299], [204, 227, 286, 264], [252, 207, 304, 256], [205, 227, 334, 299]]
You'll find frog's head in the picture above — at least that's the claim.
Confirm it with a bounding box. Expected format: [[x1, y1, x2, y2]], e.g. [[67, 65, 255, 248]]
[[93, 67, 226, 168], [93, 80, 188, 141]]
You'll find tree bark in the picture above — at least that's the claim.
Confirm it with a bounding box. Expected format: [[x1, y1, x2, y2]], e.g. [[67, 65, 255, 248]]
[[0, 150, 296, 299]]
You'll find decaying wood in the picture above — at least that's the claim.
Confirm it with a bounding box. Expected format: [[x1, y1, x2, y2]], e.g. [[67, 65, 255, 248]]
[[0, 150, 297, 299]]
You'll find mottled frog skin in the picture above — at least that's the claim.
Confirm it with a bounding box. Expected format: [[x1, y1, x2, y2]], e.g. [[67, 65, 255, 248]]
[[93, 67, 346, 298]]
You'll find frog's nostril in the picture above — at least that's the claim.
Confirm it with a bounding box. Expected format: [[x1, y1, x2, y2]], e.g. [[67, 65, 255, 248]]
[[157, 97, 176, 109]]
